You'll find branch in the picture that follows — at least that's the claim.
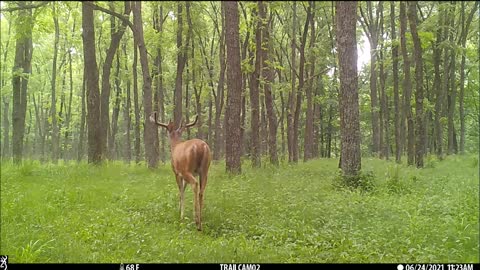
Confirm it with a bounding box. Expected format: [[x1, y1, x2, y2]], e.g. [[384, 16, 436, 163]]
[[0, 1, 50, 12], [84, 1, 133, 31]]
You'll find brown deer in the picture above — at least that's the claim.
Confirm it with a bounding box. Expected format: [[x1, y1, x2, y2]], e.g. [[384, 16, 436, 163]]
[[149, 111, 211, 231]]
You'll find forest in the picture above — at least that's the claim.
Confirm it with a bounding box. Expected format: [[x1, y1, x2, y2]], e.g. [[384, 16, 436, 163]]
[[0, 1, 479, 263]]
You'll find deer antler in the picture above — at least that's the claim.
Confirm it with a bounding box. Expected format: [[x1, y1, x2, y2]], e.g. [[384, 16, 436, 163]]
[[149, 111, 169, 129], [185, 115, 198, 128]]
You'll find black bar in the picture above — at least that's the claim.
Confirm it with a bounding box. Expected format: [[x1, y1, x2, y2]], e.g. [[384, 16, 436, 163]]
[[6, 263, 480, 270]]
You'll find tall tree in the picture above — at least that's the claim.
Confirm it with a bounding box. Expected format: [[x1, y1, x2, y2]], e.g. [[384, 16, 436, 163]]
[[391, 1, 401, 163], [223, 0, 242, 174], [11, 3, 33, 164], [50, 3, 60, 163], [174, 2, 186, 126], [82, 1, 102, 164], [407, 1, 424, 168], [400, 1, 414, 166], [359, 1, 381, 156], [100, 2, 130, 160], [261, 2, 278, 166], [132, 1, 158, 168], [287, 2, 297, 163], [304, 1, 315, 162], [336, 1, 361, 178], [250, 2, 262, 168], [446, 2, 457, 155]]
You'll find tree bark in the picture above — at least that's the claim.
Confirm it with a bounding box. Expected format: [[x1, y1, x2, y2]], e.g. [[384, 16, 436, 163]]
[[304, 1, 315, 162], [336, 1, 361, 178], [132, 36, 141, 164], [213, 2, 226, 161], [122, 40, 132, 163], [250, 3, 262, 167], [447, 2, 457, 155], [287, 2, 296, 163], [132, 1, 158, 169], [174, 2, 186, 126], [408, 1, 425, 168], [50, 3, 60, 163], [391, 2, 401, 163], [400, 2, 414, 166], [82, 1, 102, 164], [223, 1, 243, 174]]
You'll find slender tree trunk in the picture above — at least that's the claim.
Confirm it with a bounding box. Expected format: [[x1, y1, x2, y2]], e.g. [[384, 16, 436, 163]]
[[304, 1, 315, 162], [250, 3, 262, 167], [433, 4, 445, 159], [336, 1, 361, 178], [51, 3, 60, 163], [77, 68, 86, 162], [391, 2, 401, 163], [447, 2, 457, 155], [213, 3, 226, 161], [262, 3, 278, 166], [224, 0, 242, 174], [378, 2, 389, 160], [132, 1, 158, 169], [133, 39, 141, 164], [400, 2, 414, 166], [82, 1, 102, 164], [123, 40, 132, 163], [174, 2, 185, 126], [408, 1, 425, 168], [109, 53, 122, 160], [287, 2, 297, 163], [153, 4, 166, 163]]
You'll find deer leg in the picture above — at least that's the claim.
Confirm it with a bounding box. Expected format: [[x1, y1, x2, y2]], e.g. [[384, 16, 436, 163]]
[[199, 171, 208, 211], [183, 172, 202, 231], [175, 174, 186, 220]]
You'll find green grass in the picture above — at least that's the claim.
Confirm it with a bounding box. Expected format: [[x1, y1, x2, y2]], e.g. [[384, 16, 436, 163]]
[[1, 155, 478, 263]]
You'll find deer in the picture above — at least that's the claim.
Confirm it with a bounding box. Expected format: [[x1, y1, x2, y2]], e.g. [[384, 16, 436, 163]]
[[149, 111, 211, 231]]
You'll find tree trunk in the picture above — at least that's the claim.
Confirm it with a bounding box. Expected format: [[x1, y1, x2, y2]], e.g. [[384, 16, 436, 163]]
[[433, 4, 446, 159], [132, 1, 158, 169], [123, 40, 132, 163], [82, 1, 102, 164], [101, 2, 130, 160], [408, 1, 425, 168], [400, 2, 414, 166], [391, 2, 401, 163], [336, 1, 361, 178], [447, 2, 457, 155], [174, 2, 186, 126], [51, 3, 60, 163], [287, 2, 297, 163], [250, 3, 262, 167], [378, 2, 389, 160], [77, 68, 86, 162], [109, 53, 122, 160], [133, 38, 141, 164], [213, 3, 226, 161], [153, 4, 166, 163], [261, 2, 278, 166], [304, 1, 315, 162], [223, 1, 242, 174]]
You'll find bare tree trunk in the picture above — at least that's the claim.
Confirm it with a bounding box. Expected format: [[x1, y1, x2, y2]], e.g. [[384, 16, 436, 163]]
[[132, 1, 158, 169], [109, 53, 122, 160], [408, 1, 425, 168], [378, 2, 389, 160], [132, 38, 141, 164], [304, 1, 315, 162], [101, 2, 130, 160], [391, 2, 401, 163], [82, 1, 102, 164], [433, 4, 446, 159], [336, 1, 361, 178], [213, 2, 226, 161], [287, 2, 297, 163], [250, 2, 262, 167], [400, 2, 414, 166], [447, 2, 457, 155], [77, 69, 86, 162], [224, 0, 242, 174], [174, 2, 186, 126], [51, 3, 60, 163], [123, 40, 131, 163], [262, 2, 278, 166]]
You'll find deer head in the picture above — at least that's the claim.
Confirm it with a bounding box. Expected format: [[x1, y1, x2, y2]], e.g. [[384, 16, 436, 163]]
[[149, 111, 210, 231]]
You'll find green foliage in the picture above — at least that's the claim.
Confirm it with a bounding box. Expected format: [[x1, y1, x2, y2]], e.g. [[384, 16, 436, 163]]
[[2, 156, 478, 263], [333, 170, 376, 193]]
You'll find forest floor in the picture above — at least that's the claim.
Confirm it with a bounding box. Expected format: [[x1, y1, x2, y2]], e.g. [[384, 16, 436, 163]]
[[1, 154, 478, 263]]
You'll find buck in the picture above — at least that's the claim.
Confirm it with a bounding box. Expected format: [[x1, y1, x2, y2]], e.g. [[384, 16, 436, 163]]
[[149, 111, 211, 231]]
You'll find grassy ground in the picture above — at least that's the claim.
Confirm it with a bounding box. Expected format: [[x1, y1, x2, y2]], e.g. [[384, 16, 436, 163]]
[[0, 154, 478, 263]]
